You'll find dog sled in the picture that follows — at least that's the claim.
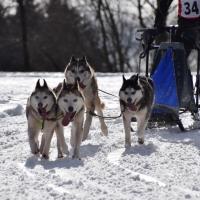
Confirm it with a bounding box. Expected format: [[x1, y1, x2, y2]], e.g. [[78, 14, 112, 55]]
[[136, 25, 200, 131]]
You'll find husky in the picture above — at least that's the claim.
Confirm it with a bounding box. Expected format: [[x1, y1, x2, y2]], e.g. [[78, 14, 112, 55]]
[[119, 74, 154, 147], [64, 55, 108, 141], [56, 80, 85, 159], [26, 79, 69, 159]]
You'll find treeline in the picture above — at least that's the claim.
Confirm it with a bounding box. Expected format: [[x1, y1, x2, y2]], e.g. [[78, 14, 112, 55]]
[[0, 0, 172, 72]]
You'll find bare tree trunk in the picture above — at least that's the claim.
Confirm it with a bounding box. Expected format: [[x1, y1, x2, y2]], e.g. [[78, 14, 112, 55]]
[[96, 0, 113, 72], [103, 0, 124, 72], [17, 0, 30, 71]]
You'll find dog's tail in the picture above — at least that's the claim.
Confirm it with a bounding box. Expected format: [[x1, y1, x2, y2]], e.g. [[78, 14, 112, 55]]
[[100, 100, 105, 110]]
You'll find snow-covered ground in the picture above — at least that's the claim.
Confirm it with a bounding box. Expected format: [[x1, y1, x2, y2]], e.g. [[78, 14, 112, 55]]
[[1, 72, 200, 200]]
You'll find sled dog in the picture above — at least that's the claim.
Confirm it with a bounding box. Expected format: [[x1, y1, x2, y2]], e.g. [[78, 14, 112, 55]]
[[55, 80, 85, 159], [26, 79, 69, 159], [64, 55, 108, 141], [119, 74, 154, 146]]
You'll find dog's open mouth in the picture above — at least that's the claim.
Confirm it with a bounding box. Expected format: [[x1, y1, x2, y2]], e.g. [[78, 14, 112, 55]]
[[128, 103, 137, 111], [127, 99, 137, 112], [62, 111, 76, 126], [78, 81, 86, 90], [37, 105, 47, 120]]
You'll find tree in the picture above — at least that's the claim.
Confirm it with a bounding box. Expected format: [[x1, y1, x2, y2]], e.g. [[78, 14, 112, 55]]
[[17, 0, 30, 71]]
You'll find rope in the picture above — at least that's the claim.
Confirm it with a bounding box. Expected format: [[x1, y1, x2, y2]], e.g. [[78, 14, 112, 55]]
[[85, 107, 126, 120], [98, 89, 119, 98], [138, 56, 142, 74], [46, 113, 64, 122]]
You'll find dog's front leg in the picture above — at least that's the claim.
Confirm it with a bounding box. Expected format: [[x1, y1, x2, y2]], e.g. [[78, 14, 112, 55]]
[[28, 127, 40, 155], [136, 109, 149, 144], [72, 120, 84, 159], [55, 123, 69, 157], [122, 111, 132, 148], [56, 138, 63, 158], [39, 134, 45, 154], [82, 104, 94, 141], [42, 130, 54, 159]]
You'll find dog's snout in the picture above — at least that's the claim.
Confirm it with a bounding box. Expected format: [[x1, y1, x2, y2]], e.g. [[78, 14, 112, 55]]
[[75, 77, 80, 82], [68, 106, 74, 112], [127, 98, 132, 103], [38, 102, 43, 107]]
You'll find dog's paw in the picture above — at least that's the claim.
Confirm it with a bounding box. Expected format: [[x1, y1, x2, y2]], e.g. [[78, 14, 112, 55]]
[[31, 147, 39, 155], [101, 125, 108, 136], [82, 133, 88, 141], [58, 153, 64, 158], [137, 138, 144, 144], [72, 154, 81, 160], [42, 154, 49, 159], [62, 145, 70, 156], [30, 143, 39, 154], [125, 143, 131, 148]]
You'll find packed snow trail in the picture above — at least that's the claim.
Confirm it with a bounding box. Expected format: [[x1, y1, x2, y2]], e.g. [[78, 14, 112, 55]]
[[0, 72, 200, 200]]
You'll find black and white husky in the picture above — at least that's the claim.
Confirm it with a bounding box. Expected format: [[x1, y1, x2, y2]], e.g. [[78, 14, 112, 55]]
[[119, 74, 154, 147], [64, 55, 108, 141], [26, 79, 69, 159], [56, 80, 85, 159]]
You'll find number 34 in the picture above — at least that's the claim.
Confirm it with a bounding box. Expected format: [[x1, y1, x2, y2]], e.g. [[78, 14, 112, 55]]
[[184, 1, 199, 15]]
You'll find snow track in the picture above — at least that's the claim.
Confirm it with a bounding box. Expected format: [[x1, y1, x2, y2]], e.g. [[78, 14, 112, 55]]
[[1, 72, 200, 199]]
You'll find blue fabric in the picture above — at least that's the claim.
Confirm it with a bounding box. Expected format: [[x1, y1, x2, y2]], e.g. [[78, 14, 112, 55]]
[[152, 47, 179, 108]]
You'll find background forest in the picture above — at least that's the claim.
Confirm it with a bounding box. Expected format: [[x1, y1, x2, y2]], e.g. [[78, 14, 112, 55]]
[[1, 0, 179, 72]]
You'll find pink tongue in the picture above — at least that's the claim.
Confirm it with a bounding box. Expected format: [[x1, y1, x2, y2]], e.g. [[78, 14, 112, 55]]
[[78, 82, 86, 90], [62, 112, 73, 126], [129, 104, 137, 111], [41, 108, 47, 120]]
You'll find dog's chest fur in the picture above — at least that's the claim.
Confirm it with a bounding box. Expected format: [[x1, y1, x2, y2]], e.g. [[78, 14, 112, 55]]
[[80, 75, 98, 102]]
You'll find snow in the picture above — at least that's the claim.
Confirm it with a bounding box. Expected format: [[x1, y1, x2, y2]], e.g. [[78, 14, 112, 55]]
[[1, 72, 200, 200]]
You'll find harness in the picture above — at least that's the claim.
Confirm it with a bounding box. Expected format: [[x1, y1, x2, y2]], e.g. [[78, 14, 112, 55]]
[[38, 113, 64, 130]]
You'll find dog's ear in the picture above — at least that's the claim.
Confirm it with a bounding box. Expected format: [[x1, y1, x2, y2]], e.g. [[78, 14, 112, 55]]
[[136, 74, 139, 81], [136, 74, 140, 85], [73, 80, 78, 90], [80, 55, 86, 62], [70, 55, 76, 62], [43, 79, 48, 89], [35, 79, 41, 89], [122, 75, 126, 82], [62, 79, 68, 91]]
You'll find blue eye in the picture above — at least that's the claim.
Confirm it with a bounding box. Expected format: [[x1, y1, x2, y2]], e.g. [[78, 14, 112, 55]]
[[131, 91, 136, 95], [73, 99, 77, 102], [64, 99, 68, 102]]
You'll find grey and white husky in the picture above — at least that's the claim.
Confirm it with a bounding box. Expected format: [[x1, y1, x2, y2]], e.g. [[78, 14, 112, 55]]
[[64, 55, 108, 141], [26, 79, 69, 159], [119, 74, 154, 147], [56, 80, 85, 159]]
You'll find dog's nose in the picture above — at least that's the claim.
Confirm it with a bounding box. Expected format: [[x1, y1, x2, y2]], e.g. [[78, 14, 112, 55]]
[[38, 102, 43, 107], [68, 106, 74, 112], [75, 77, 80, 82], [127, 98, 132, 103]]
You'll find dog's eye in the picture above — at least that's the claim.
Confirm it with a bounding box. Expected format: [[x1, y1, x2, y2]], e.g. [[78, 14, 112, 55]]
[[73, 99, 77, 102], [131, 91, 136, 95], [43, 96, 48, 99], [124, 91, 128, 95], [80, 70, 84, 73], [64, 99, 68, 102], [35, 96, 39, 99], [71, 70, 75, 73]]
